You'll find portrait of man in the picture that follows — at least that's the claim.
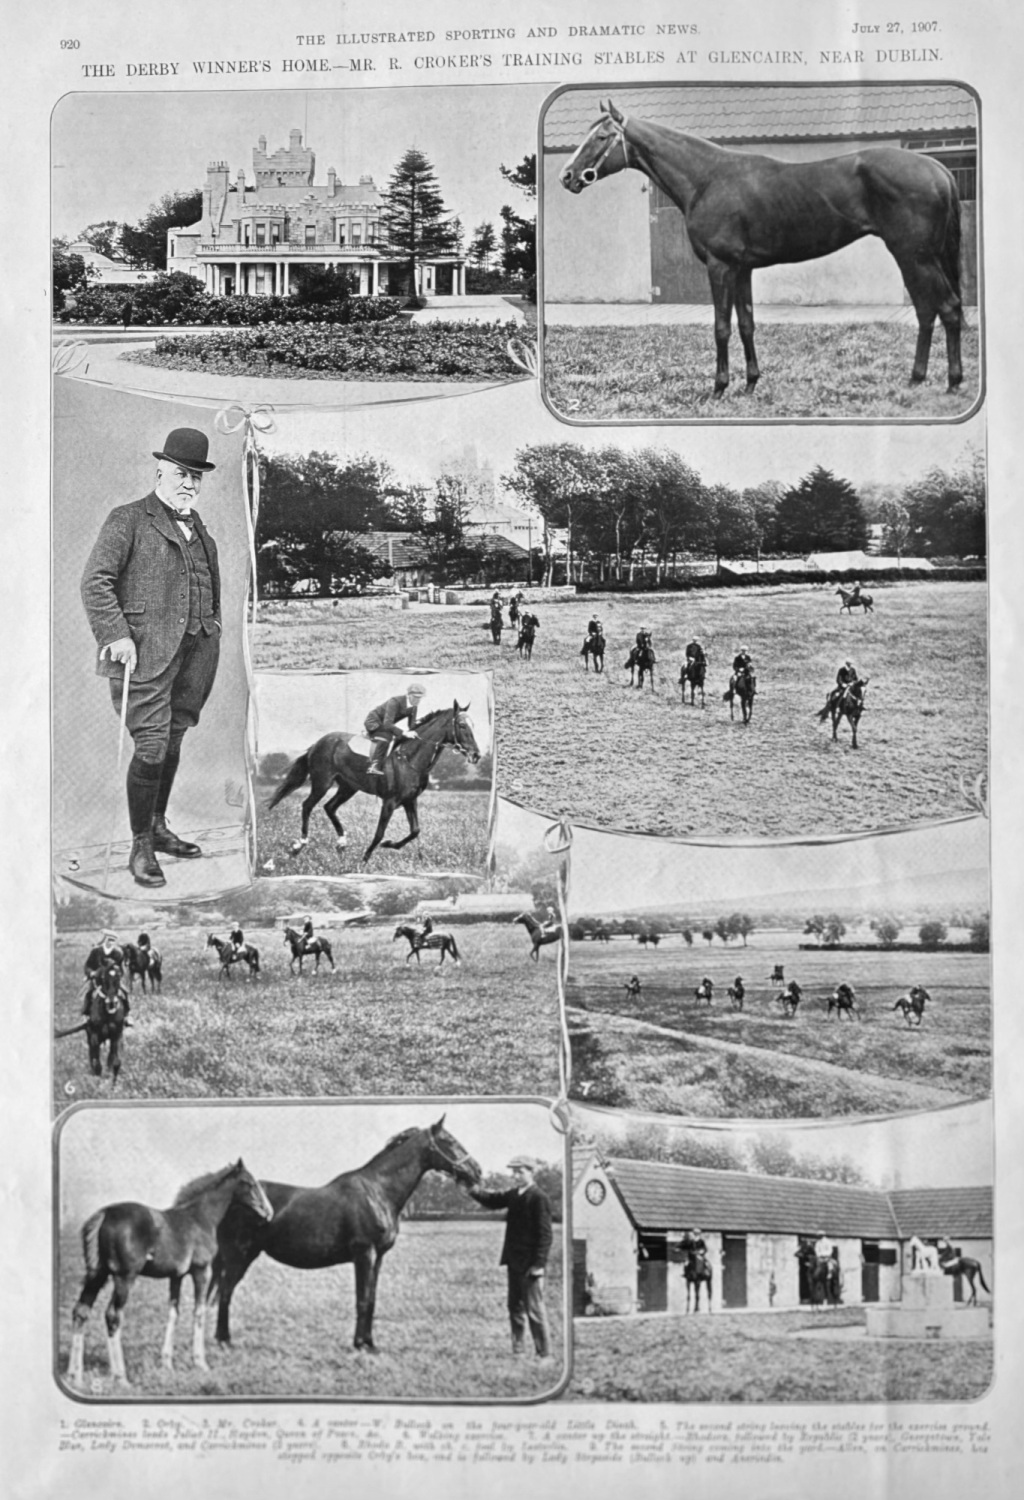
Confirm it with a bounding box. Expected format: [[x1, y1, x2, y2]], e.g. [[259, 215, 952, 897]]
[[469, 1154, 554, 1360], [80, 427, 221, 888]]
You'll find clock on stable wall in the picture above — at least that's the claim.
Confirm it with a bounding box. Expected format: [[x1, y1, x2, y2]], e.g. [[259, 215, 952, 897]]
[[584, 1178, 607, 1205]]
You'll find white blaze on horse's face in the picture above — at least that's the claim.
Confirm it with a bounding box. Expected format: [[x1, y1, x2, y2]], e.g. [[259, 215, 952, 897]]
[[561, 116, 627, 192]]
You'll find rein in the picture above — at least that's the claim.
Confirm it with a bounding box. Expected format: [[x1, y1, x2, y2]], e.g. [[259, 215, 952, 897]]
[[586, 116, 632, 178]]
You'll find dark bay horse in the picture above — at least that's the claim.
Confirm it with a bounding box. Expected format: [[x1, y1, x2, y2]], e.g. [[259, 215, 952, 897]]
[[561, 100, 963, 397], [836, 587, 874, 614], [826, 983, 860, 1021], [727, 978, 745, 1011], [55, 957, 129, 1083], [625, 640, 656, 690], [681, 657, 706, 707], [682, 1246, 713, 1313], [67, 1160, 272, 1388], [937, 1245, 991, 1306], [724, 665, 756, 724], [269, 704, 481, 863], [392, 924, 461, 965], [123, 935, 162, 993], [893, 985, 930, 1026], [210, 1118, 481, 1352], [516, 912, 561, 961], [776, 982, 803, 1018], [517, 616, 539, 660], [581, 630, 606, 673], [283, 925, 334, 975], [796, 1243, 843, 1308], [206, 933, 260, 981], [694, 978, 714, 1006], [818, 677, 868, 749]]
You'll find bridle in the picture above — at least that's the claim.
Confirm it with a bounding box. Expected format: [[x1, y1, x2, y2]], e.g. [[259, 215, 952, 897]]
[[574, 115, 633, 184], [430, 1130, 478, 1179]]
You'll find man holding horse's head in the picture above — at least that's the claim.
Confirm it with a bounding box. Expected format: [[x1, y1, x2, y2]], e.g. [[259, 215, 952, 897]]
[[81, 427, 221, 888], [364, 682, 426, 777], [468, 1154, 554, 1361]]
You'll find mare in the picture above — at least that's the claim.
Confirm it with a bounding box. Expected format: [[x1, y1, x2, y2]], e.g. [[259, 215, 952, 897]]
[[283, 925, 335, 975], [724, 665, 756, 724], [515, 912, 562, 962], [836, 587, 874, 614], [893, 985, 930, 1026], [210, 1118, 481, 1352], [67, 1160, 272, 1388], [55, 956, 129, 1083], [392, 924, 461, 965], [269, 704, 481, 863], [682, 1246, 713, 1313], [123, 934, 162, 993], [817, 677, 869, 749], [581, 630, 606, 673], [826, 983, 860, 1021], [206, 933, 261, 981], [681, 657, 707, 707], [560, 100, 963, 398]]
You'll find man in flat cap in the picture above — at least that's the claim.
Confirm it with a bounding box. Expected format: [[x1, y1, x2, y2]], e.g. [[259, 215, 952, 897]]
[[81, 427, 221, 888], [363, 682, 426, 778], [468, 1155, 554, 1360]]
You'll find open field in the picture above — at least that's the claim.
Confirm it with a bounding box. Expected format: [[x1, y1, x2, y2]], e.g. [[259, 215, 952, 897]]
[[567, 938, 990, 1118], [542, 323, 981, 422], [254, 583, 986, 839], [53, 922, 560, 1110], [566, 1307, 991, 1403], [56, 1219, 565, 1402], [255, 783, 492, 879]]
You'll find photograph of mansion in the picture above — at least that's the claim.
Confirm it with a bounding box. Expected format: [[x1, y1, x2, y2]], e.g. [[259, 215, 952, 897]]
[[167, 129, 467, 300]]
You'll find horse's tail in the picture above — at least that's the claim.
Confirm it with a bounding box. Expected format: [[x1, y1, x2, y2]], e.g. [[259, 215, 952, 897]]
[[449, 934, 461, 963], [54, 1020, 90, 1039], [976, 1265, 991, 1294], [267, 752, 311, 810], [816, 702, 831, 722], [81, 1209, 106, 1276]]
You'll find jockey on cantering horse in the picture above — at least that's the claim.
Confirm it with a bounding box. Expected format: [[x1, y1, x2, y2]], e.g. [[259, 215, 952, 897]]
[[365, 683, 426, 777], [731, 648, 754, 686], [827, 660, 860, 713]]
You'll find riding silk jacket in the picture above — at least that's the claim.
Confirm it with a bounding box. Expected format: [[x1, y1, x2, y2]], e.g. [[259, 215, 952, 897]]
[[81, 493, 222, 683], [364, 695, 420, 736], [472, 1184, 554, 1273]]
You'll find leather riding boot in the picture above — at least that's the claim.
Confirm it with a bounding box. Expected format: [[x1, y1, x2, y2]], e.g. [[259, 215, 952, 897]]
[[129, 833, 166, 888], [152, 816, 202, 859]]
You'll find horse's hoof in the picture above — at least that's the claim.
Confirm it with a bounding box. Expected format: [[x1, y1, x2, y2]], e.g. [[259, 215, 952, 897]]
[[290, 840, 307, 856], [336, 837, 347, 849]]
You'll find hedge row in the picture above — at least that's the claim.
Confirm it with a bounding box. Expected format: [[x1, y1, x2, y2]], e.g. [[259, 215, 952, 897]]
[[129, 320, 528, 381], [576, 566, 985, 592], [58, 274, 403, 328]]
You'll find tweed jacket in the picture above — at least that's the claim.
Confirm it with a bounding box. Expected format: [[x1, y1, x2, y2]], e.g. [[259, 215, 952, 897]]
[[81, 492, 221, 683], [473, 1183, 553, 1272]]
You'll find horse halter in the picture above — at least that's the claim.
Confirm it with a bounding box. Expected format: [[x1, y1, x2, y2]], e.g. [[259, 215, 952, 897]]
[[578, 116, 633, 184], [430, 1131, 478, 1179]]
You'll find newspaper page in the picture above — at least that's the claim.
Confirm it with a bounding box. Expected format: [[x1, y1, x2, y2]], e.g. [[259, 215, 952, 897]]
[[3, 0, 1022, 1495]]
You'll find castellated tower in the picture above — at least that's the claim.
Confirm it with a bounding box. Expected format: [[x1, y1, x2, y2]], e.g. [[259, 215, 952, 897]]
[[253, 128, 315, 188]]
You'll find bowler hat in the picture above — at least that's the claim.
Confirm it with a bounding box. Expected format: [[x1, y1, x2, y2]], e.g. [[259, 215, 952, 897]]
[[153, 428, 216, 473]]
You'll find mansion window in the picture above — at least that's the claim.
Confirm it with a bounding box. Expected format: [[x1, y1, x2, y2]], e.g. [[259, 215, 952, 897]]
[[255, 224, 266, 246], [304, 224, 316, 246], [352, 226, 362, 247]]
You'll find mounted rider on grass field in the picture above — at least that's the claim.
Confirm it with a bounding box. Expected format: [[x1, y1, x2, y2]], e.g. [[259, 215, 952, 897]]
[[828, 659, 860, 711], [365, 683, 426, 779], [78, 929, 129, 1021]]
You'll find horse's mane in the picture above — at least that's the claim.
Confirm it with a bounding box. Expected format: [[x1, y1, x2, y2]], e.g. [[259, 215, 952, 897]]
[[411, 706, 455, 730], [381, 1126, 425, 1153], [172, 1161, 239, 1206]]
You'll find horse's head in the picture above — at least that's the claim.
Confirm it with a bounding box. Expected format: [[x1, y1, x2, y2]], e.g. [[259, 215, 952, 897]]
[[205, 934, 217, 948], [229, 1159, 274, 1223], [561, 100, 631, 193], [449, 702, 482, 764], [283, 927, 296, 943], [426, 1116, 482, 1188]]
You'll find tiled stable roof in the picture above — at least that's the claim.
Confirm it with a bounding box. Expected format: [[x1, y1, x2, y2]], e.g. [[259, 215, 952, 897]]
[[543, 85, 977, 152], [889, 1186, 993, 1238], [606, 1157, 899, 1238]]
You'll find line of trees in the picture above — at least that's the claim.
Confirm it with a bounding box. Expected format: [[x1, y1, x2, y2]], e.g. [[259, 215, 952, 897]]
[[499, 445, 986, 586]]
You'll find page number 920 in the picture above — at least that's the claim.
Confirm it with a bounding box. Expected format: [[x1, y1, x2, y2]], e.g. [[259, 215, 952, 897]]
[[61, 39, 81, 49]]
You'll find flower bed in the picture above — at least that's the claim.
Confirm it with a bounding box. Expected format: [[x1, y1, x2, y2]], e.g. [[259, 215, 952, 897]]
[[124, 320, 530, 382]]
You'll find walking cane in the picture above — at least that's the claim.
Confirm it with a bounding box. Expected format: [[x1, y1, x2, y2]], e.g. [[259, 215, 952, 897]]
[[101, 658, 132, 890]]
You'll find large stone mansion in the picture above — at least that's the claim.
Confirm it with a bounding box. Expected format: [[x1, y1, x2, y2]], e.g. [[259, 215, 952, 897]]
[[167, 129, 466, 299]]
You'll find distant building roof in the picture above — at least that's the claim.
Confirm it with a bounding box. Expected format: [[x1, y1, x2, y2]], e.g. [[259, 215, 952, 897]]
[[544, 85, 977, 152], [889, 1187, 993, 1239]]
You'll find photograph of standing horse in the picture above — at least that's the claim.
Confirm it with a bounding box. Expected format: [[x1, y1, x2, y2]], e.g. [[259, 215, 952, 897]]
[[54, 956, 129, 1084], [268, 703, 481, 864], [210, 1119, 481, 1353], [559, 100, 963, 399], [66, 1160, 273, 1388], [283, 925, 335, 976], [392, 924, 461, 965], [817, 676, 868, 748]]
